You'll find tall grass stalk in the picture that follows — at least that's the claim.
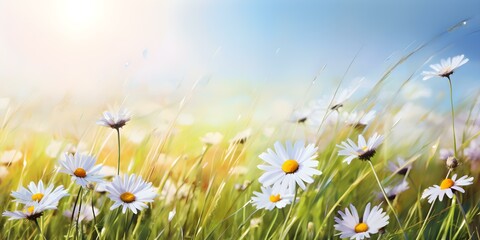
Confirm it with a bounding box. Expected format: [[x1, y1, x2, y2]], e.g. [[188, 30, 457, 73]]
[[447, 77, 458, 157], [367, 160, 407, 239], [455, 193, 472, 238], [415, 200, 436, 240]]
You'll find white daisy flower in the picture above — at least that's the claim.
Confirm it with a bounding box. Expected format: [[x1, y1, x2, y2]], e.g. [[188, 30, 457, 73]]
[[422, 54, 469, 80], [251, 186, 294, 210], [344, 110, 376, 128], [258, 141, 322, 191], [337, 133, 384, 164], [290, 106, 333, 127], [313, 79, 363, 111], [200, 132, 223, 145], [11, 180, 68, 207], [0, 150, 23, 165], [105, 174, 157, 214], [421, 174, 474, 203], [3, 201, 53, 221], [96, 108, 131, 130], [334, 203, 389, 240], [387, 157, 412, 176], [159, 179, 190, 204], [289, 106, 315, 124], [381, 180, 410, 201], [99, 165, 118, 178], [63, 204, 99, 222], [229, 128, 252, 144], [59, 153, 104, 187], [250, 217, 262, 228]]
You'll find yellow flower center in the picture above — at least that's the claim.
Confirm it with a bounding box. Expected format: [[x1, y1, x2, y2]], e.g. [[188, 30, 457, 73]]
[[31, 193, 44, 201], [120, 192, 136, 203], [269, 194, 281, 203], [27, 206, 35, 214], [74, 168, 87, 178], [281, 160, 299, 174], [354, 222, 369, 233], [440, 178, 455, 190], [361, 146, 369, 152]]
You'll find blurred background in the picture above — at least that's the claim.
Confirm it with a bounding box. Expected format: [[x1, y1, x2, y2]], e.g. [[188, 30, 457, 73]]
[[1, 0, 480, 126]]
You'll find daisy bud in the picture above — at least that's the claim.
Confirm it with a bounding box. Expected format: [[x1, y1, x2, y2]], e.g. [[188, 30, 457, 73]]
[[86, 183, 95, 190], [446, 156, 458, 169], [307, 221, 314, 232], [250, 217, 262, 228]]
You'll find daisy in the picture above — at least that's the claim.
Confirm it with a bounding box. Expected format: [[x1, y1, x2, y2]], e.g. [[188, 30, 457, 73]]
[[337, 133, 384, 164], [105, 174, 157, 214], [387, 157, 412, 176], [3, 201, 54, 221], [0, 150, 23, 165], [229, 128, 252, 144], [334, 203, 389, 240], [313, 79, 363, 111], [11, 180, 68, 207], [421, 174, 474, 203], [63, 204, 99, 222], [59, 153, 104, 187], [251, 186, 294, 210], [200, 132, 223, 145], [344, 110, 376, 128], [159, 179, 190, 204], [289, 106, 315, 124], [258, 141, 322, 191], [422, 54, 469, 80], [96, 108, 131, 130], [290, 105, 333, 127], [381, 180, 409, 201]]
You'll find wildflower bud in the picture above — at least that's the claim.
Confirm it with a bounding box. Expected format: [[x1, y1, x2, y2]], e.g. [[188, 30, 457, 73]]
[[446, 156, 458, 169], [307, 221, 315, 239], [307, 221, 314, 231], [86, 183, 95, 190], [250, 217, 262, 228]]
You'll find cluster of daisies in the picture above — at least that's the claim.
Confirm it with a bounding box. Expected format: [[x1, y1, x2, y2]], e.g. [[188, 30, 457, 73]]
[[3, 109, 157, 226], [251, 55, 475, 239], [1, 54, 476, 239]]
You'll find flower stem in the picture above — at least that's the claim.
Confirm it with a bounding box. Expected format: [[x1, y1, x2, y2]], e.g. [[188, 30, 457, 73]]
[[116, 128, 121, 175], [455, 193, 472, 238], [33, 219, 46, 239], [367, 160, 407, 240], [447, 77, 457, 157], [71, 187, 83, 222], [75, 188, 84, 240], [415, 200, 435, 240], [280, 188, 298, 239], [91, 190, 99, 235]]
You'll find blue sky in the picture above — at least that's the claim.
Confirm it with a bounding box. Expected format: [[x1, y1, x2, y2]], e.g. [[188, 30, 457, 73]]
[[172, 0, 479, 82], [0, 0, 479, 114]]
